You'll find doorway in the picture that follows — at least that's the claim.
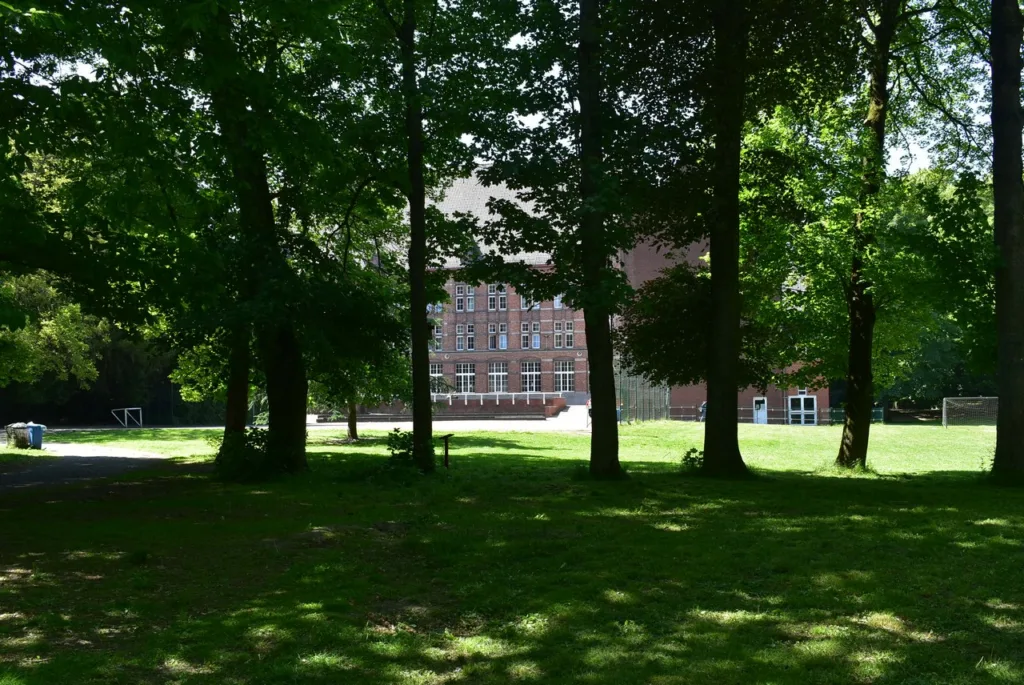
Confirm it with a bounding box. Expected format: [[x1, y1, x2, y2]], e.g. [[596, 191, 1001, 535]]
[[753, 397, 768, 424]]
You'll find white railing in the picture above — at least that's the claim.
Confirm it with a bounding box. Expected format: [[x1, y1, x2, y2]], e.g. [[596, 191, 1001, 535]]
[[431, 392, 565, 406]]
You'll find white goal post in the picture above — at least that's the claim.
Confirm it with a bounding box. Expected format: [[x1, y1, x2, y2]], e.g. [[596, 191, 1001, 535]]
[[942, 397, 997, 427], [111, 407, 143, 428]]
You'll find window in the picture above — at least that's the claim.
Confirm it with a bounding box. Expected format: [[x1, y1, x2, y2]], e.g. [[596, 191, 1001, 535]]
[[554, 294, 563, 309], [466, 288, 475, 312], [554, 322, 563, 332], [565, 321, 574, 348], [455, 284, 465, 312], [436, 302, 443, 313], [456, 363, 476, 393], [488, 362, 509, 393], [498, 291, 507, 311], [488, 323, 497, 350], [788, 395, 818, 425], [456, 324, 464, 334], [521, 323, 529, 349], [429, 363, 443, 378], [456, 336, 464, 351], [434, 325, 443, 351], [498, 322, 507, 349], [456, 285, 465, 295], [554, 360, 575, 392], [466, 324, 475, 351], [532, 333, 541, 349], [521, 295, 537, 310], [554, 333, 563, 349], [488, 284, 497, 311], [532, 322, 541, 332], [521, 361, 541, 393], [499, 323, 507, 333]]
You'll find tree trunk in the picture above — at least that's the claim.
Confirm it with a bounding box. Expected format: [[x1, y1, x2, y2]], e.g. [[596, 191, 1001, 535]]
[[398, 0, 434, 473], [836, 2, 897, 469], [198, 7, 308, 475], [259, 323, 309, 473], [702, 1, 749, 478], [222, 322, 251, 449], [347, 401, 359, 441], [991, 0, 1024, 478], [579, 0, 622, 479]]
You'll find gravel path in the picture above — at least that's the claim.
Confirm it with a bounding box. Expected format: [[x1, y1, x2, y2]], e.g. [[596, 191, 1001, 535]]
[[0, 443, 167, 493]]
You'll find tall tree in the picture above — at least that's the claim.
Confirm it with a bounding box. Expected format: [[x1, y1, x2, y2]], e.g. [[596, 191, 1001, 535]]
[[703, 2, 750, 476], [990, 0, 1024, 477], [579, 0, 623, 478]]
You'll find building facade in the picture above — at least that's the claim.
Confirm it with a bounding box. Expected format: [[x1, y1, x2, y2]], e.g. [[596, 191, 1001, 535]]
[[621, 240, 831, 425], [428, 278, 589, 400]]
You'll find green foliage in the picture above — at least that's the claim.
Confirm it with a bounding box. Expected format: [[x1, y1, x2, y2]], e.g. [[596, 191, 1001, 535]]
[[385, 428, 418, 465], [0, 273, 106, 388], [214, 428, 278, 482], [679, 447, 704, 473]]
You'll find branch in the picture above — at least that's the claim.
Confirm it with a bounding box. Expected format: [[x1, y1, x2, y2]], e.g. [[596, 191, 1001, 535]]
[[897, 1, 941, 26], [326, 176, 374, 243], [374, 0, 401, 37], [906, 51, 982, 152]]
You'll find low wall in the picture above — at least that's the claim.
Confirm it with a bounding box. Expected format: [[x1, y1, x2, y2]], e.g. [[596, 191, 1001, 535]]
[[319, 397, 567, 422]]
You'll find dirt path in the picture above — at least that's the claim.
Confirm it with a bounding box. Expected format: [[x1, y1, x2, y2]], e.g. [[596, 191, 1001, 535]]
[[0, 444, 167, 494]]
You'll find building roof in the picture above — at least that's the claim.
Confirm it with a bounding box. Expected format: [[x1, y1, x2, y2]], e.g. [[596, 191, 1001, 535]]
[[433, 176, 551, 270]]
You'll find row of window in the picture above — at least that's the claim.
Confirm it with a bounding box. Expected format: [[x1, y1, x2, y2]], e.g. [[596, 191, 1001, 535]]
[[432, 322, 576, 352], [448, 284, 566, 313], [430, 361, 576, 393]]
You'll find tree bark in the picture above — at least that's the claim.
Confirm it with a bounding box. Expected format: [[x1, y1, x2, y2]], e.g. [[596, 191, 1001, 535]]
[[347, 401, 359, 441], [258, 323, 309, 472], [991, 0, 1024, 478], [579, 0, 622, 479], [398, 0, 435, 473], [836, 2, 897, 469], [702, 1, 749, 478], [199, 7, 308, 474], [223, 322, 251, 447]]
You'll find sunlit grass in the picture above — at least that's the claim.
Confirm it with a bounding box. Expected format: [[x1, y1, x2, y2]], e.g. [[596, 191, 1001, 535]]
[[0, 422, 1017, 684]]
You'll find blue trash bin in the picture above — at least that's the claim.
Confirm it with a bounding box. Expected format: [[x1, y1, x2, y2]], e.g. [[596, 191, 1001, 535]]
[[25, 423, 45, 449]]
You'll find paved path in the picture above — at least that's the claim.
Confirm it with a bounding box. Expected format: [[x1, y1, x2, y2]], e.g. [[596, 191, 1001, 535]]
[[0, 444, 166, 494]]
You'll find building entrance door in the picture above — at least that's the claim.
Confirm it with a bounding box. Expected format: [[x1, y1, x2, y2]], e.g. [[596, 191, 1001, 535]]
[[753, 397, 768, 424]]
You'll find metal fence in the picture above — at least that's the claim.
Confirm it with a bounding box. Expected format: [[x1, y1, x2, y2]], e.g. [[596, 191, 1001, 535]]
[[614, 365, 671, 423], [670, 405, 838, 426]]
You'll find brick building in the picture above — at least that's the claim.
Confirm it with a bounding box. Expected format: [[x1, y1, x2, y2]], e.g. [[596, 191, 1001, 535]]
[[429, 175, 829, 424], [621, 240, 831, 425], [427, 178, 589, 405]]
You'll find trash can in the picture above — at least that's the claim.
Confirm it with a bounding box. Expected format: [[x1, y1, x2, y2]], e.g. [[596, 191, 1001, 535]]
[[26, 422, 45, 449], [5, 422, 31, 449]]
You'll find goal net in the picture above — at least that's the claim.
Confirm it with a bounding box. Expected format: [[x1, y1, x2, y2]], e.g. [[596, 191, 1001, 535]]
[[942, 397, 997, 427]]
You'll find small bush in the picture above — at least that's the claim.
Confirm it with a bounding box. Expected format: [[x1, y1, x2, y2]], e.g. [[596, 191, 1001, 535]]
[[680, 447, 704, 473], [386, 428, 416, 463], [215, 428, 281, 482]]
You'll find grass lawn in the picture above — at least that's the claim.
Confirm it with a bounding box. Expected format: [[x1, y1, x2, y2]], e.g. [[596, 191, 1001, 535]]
[[1, 422, 1021, 684]]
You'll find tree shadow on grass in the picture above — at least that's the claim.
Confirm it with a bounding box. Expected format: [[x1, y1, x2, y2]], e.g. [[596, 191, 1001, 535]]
[[0, 448, 1022, 684]]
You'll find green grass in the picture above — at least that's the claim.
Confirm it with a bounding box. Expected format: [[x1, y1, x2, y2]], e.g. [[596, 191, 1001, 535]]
[[1, 423, 1020, 684], [0, 447, 55, 467]]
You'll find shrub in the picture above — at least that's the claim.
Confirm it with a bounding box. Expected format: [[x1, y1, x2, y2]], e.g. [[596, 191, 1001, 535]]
[[215, 428, 281, 482], [386, 428, 416, 464], [680, 447, 704, 473]]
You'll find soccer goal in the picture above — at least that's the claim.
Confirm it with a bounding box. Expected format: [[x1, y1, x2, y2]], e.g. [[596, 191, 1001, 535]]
[[942, 397, 997, 427], [111, 407, 143, 428]]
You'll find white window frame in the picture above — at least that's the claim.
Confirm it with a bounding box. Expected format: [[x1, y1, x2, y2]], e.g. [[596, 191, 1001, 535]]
[[466, 289, 475, 312], [488, 284, 497, 311], [429, 363, 443, 382], [466, 324, 475, 351], [787, 394, 818, 426], [554, 333, 563, 349], [499, 334, 508, 350], [521, 361, 541, 393], [521, 333, 529, 349], [532, 333, 541, 349], [488, 362, 509, 393], [554, 294, 563, 309], [554, 360, 575, 392], [456, 363, 476, 393], [456, 336, 464, 351]]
